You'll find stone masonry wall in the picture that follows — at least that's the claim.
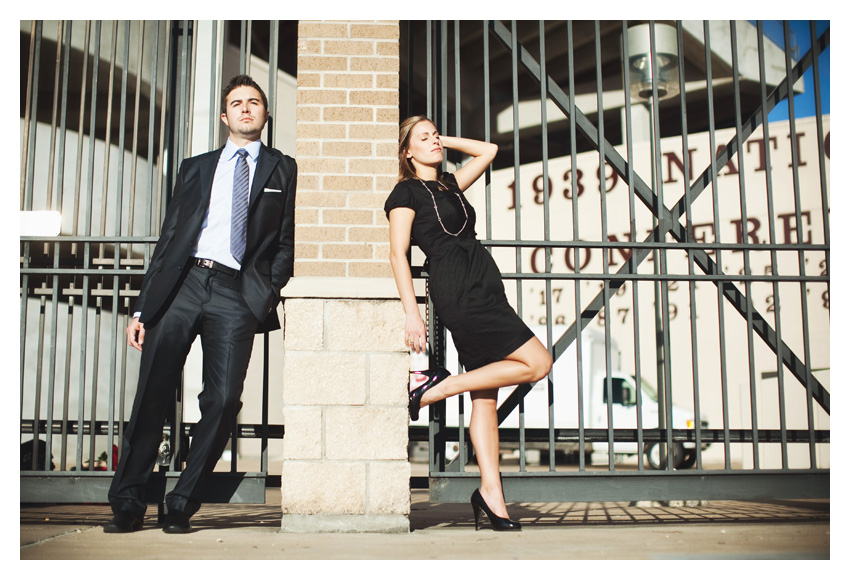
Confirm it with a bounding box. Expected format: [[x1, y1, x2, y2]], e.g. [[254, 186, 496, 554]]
[[280, 21, 408, 533], [280, 298, 408, 532]]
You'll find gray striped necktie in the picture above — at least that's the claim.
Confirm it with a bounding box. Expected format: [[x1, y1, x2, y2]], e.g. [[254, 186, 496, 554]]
[[230, 148, 250, 264]]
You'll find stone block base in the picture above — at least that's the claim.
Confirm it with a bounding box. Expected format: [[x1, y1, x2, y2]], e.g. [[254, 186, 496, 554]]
[[280, 514, 410, 533]]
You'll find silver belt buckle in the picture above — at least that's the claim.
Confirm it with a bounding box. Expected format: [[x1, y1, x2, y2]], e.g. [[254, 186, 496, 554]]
[[198, 258, 213, 268]]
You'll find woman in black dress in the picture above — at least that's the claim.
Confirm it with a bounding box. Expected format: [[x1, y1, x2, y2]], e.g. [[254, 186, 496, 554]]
[[386, 116, 552, 531]]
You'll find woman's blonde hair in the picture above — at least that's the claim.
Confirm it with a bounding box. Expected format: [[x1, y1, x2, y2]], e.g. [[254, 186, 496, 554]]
[[398, 115, 434, 183]]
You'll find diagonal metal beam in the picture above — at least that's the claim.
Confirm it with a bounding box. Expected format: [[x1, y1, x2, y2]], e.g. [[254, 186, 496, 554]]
[[486, 20, 829, 419]]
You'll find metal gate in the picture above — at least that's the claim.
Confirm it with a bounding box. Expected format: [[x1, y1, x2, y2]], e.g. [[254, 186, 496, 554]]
[[402, 20, 829, 502], [19, 20, 295, 505]]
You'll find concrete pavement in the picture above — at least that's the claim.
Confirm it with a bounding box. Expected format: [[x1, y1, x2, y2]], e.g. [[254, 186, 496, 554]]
[[20, 490, 829, 560]]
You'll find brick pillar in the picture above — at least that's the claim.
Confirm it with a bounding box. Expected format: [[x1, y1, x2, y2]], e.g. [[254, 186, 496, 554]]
[[280, 21, 408, 533], [293, 20, 398, 279]]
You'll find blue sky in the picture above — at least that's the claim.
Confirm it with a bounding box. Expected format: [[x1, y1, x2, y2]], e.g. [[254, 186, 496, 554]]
[[762, 20, 830, 121]]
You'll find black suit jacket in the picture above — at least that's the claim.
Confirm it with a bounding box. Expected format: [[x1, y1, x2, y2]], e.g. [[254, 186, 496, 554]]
[[135, 143, 297, 333]]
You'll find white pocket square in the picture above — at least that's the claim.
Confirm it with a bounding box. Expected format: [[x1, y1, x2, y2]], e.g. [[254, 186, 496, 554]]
[[263, 188, 282, 193]]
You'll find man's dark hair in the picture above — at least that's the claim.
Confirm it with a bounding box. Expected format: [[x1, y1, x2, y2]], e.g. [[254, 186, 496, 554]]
[[221, 74, 269, 114]]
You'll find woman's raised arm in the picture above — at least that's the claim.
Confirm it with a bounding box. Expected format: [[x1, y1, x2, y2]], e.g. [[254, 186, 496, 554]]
[[439, 135, 498, 192]]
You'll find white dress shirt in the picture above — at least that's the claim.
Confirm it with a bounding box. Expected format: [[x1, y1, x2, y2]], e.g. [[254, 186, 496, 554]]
[[193, 138, 261, 270], [134, 139, 261, 319]]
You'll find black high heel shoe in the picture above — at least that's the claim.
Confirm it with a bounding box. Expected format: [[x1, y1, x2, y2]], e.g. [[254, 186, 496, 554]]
[[408, 368, 450, 421], [471, 488, 522, 531]]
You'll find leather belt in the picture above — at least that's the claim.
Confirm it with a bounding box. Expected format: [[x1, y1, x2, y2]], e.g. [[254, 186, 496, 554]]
[[194, 258, 239, 277]]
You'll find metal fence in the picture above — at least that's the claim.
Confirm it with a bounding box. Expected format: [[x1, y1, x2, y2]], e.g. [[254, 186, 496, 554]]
[[402, 20, 829, 502], [19, 20, 293, 505]]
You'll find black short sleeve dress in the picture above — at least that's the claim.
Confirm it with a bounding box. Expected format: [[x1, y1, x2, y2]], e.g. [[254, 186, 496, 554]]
[[385, 173, 534, 371]]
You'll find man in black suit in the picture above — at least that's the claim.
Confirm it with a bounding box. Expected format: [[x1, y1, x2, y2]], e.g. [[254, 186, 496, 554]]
[[104, 74, 296, 534]]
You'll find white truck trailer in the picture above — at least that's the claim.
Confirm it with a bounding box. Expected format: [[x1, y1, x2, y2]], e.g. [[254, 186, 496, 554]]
[[413, 325, 708, 469]]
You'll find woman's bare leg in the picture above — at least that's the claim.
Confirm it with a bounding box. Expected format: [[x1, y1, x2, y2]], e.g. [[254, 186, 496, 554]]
[[413, 337, 552, 521], [468, 389, 509, 518], [418, 336, 552, 407]]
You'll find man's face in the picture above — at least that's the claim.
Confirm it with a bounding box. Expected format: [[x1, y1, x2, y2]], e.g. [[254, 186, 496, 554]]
[[221, 85, 269, 143]]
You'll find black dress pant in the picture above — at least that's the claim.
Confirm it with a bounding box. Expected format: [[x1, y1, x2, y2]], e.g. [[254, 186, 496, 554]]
[[108, 264, 259, 517]]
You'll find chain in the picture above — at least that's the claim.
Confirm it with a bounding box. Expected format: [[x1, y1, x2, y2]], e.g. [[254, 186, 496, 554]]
[[418, 179, 468, 237]]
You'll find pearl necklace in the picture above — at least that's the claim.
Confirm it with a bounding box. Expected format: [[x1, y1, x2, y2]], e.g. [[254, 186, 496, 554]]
[[418, 179, 468, 237]]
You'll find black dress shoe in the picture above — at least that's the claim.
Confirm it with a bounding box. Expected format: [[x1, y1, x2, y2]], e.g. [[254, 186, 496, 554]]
[[103, 511, 143, 533], [408, 368, 450, 421], [162, 509, 192, 534]]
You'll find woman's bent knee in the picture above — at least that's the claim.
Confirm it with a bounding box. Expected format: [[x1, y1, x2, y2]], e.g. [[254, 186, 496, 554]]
[[530, 352, 553, 382]]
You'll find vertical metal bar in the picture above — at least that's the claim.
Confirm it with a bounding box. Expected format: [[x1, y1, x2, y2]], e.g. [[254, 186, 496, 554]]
[[809, 24, 829, 463], [43, 21, 67, 471], [245, 20, 252, 76], [21, 20, 40, 211], [782, 21, 817, 467], [45, 229, 61, 471], [809, 21, 829, 286], [107, 20, 131, 471], [621, 21, 646, 471], [93, 23, 117, 469], [566, 20, 586, 472], [117, 305, 129, 471], [154, 22, 170, 236], [55, 20, 76, 471], [32, 295, 47, 470], [425, 21, 432, 118], [645, 21, 675, 471], [90, 21, 117, 471], [755, 21, 788, 468], [56, 20, 72, 221], [424, 22, 440, 477], [56, 21, 81, 471], [729, 21, 761, 470], [269, 20, 279, 148], [675, 20, 702, 471], [46, 21, 64, 211], [187, 20, 198, 158], [80, 22, 102, 469], [209, 21, 219, 151], [509, 22, 523, 321], [593, 21, 616, 472], [115, 20, 130, 234], [703, 22, 732, 470], [438, 21, 447, 138], [128, 21, 145, 237], [76, 242, 91, 469], [84, 21, 102, 237], [183, 20, 193, 161], [406, 21, 414, 116], [262, 333, 270, 474], [89, 284, 102, 471], [451, 21, 468, 471], [508, 21, 524, 472], [240, 20, 247, 75], [99, 20, 117, 237], [61, 295, 75, 471], [453, 21, 461, 140], [538, 21, 556, 472], [483, 22, 492, 239], [263, 19, 278, 474], [20, 242, 30, 431], [72, 21, 91, 236], [175, 20, 188, 168]]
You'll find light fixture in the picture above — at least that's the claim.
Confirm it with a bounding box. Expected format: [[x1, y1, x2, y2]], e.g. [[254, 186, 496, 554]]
[[627, 23, 679, 102], [20, 211, 62, 236]]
